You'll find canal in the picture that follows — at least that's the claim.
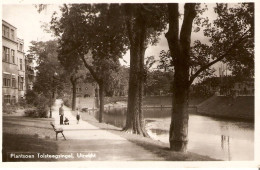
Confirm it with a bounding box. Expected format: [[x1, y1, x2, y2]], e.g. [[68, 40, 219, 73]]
[[84, 107, 254, 161]]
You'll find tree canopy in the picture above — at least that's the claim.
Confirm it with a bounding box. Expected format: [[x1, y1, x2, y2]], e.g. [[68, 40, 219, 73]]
[[29, 40, 65, 99]]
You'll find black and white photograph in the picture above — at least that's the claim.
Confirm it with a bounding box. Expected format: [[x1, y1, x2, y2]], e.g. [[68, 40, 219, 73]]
[[0, 0, 259, 168]]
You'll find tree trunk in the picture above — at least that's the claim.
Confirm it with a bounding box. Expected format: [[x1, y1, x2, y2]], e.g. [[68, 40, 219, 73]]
[[70, 76, 78, 111], [124, 5, 148, 136], [166, 3, 196, 152], [170, 75, 190, 152], [72, 81, 77, 111], [96, 85, 100, 108], [98, 82, 104, 123]]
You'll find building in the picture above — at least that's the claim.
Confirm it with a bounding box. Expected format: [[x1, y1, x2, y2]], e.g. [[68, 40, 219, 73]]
[[75, 82, 96, 98], [2, 20, 26, 105], [25, 54, 36, 91], [232, 79, 254, 96], [191, 76, 255, 97]]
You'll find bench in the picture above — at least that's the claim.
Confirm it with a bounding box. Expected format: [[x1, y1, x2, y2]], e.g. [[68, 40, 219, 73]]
[[50, 122, 66, 140]]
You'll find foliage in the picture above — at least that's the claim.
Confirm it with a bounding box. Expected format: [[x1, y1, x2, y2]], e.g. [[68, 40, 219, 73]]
[[18, 98, 28, 108], [29, 40, 66, 103], [145, 70, 174, 96], [51, 4, 131, 122], [105, 66, 129, 97], [24, 108, 37, 117], [24, 93, 49, 118], [62, 96, 72, 108], [35, 95, 49, 118], [25, 89, 38, 106], [158, 3, 254, 83], [2, 104, 17, 114], [157, 50, 174, 72], [51, 4, 128, 84], [189, 3, 254, 83]]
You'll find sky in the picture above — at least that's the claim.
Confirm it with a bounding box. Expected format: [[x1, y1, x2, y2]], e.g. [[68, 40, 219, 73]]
[[2, 3, 229, 77], [2, 4, 59, 52]]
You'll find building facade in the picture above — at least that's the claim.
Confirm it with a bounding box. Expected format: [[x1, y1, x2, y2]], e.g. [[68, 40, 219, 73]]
[[25, 54, 36, 91], [2, 20, 26, 104], [232, 80, 254, 96]]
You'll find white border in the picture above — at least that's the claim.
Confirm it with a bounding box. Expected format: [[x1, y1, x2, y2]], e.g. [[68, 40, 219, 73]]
[[1, 0, 259, 168]]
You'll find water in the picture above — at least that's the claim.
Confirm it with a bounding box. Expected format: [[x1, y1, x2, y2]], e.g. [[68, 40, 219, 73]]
[[86, 107, 254, 161]]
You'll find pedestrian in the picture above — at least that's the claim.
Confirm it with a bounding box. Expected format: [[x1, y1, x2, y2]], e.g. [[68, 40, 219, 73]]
[[59, 104, 64, 125], [76, 108, 81, 124]]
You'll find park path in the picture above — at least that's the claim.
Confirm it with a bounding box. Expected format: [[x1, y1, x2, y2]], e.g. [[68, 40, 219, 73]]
[[51, 99, 164, 161]]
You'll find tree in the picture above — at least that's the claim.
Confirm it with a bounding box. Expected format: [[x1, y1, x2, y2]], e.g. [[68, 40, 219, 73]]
[[165, 3, 254, 152], [122, 4, 167, 136], [29, 40, 65, 114], [69, 69, 87, 110], [144, 70, 173, 96], [51, 4, 128, 122], [105, 65, 129, 97], [158, 50, 174, 72]]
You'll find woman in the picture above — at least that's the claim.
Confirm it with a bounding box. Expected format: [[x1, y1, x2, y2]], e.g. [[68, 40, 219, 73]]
[[76, 108, 81, 124]]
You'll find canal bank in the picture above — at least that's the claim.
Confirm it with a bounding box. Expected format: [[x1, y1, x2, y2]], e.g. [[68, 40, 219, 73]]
[[196, 95, 254, 121], [73, 110, 217, 161], [72, 95, 254, 161], [81, 106, 254, 161], [101, 95, 254, 121]]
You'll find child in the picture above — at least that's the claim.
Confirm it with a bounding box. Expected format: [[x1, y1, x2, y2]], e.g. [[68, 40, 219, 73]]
[[76, 108, 81, 124], [64, 117, 69, 125]]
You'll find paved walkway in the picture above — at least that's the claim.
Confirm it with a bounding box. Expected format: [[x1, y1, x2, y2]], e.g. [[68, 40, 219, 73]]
[[52, 99, 164, 161]]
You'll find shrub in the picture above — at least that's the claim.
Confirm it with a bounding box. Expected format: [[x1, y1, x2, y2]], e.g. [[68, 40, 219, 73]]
[[24, 94, 50, 118], [24, 108, 37, 117], [25, 89, 38, 106], [35, 95, 49, 118], [37, 106, 49, 118], [3, 104, 17, 114], [24, 107, 49, 118], [62, 96, 71, 108], [18, 98, 28, 108]]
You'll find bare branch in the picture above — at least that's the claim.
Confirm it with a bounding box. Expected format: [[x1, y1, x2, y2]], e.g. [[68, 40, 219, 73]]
[[79, 55, 100, 83], [189, 29, 251, 86]]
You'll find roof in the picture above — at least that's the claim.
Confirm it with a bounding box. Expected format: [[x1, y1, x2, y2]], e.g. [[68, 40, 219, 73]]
[[2, 20, 17, 29]]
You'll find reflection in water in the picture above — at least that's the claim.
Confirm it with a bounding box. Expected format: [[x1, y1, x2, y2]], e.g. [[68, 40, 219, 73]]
[[85, 107, 253, 161], [221, 135, 231, 160], [150, 129, 168, 135]]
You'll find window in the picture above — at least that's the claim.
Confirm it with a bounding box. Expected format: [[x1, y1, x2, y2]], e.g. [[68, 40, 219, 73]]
[[3, 46, 10, 62], [19, 43, 23, 51], [3, 74, 11, 87], [20, 59, 23, 70], [2, 25, 9, 38], [10, 29, 14, 40], [12, 77, 16, 88], [11, 96, 16, 105], [11, 49, 15, 63], [4, 95, 11, 104], [18, 76, 24, 90], [2, 47, 4, 61]]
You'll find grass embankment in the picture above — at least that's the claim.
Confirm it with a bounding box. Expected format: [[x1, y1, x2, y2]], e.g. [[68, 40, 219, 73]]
[[3, 112, 216, 161], [2, 116, 59, 162], [197, 96, 254, 121], [76, 112, 217, 161], [104, 96, 208, 107], [104, 95, 254, 121]]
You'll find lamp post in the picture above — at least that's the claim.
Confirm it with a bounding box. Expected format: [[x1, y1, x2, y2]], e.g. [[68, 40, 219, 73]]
[[49, 72, 58, 118]]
